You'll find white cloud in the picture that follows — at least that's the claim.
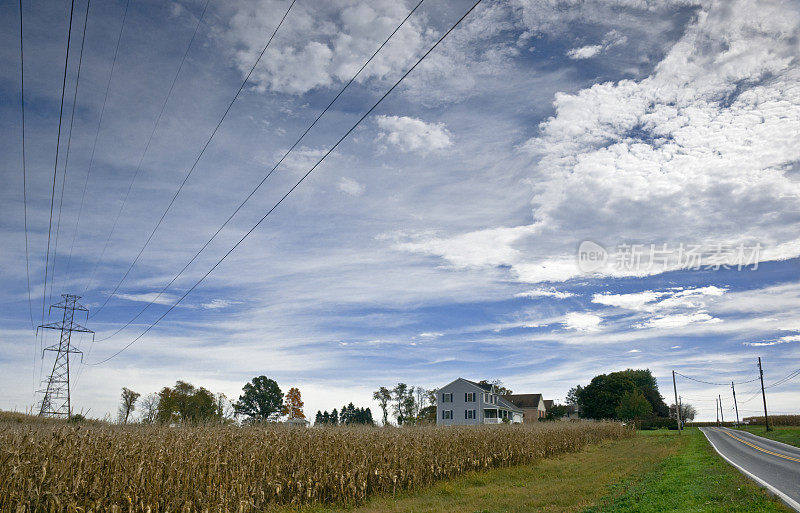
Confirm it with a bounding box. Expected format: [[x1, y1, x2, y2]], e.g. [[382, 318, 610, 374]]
[[745, 334, 800, 347], [515, 287, 575, 299], [563, 312, 602, 331], [375, 115, 453, 153], [397, 0, 800, 284], [337, 177, 365, 196], [116, 292, 179, 306], [226, 0, 430, 95], [627, 349, 640, 353], [201, 299, 240, 310], [566, 30, 629, 59], [635, 312, 720, 329], [567, 44, 603, 59], [418, 332, 443, 338]]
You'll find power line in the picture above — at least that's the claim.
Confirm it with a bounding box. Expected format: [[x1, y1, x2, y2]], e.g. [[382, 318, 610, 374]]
[[89, 0, 485, 365], [50, 0, 92, 305], [65, 0, 131, 294], [74, 0, 210, 292], [89, 0, 297, 318], [94, 0, 426, 343], [19, 0, 33, 330], [42, 0, 77, 329], [674, 371, 759, 386], [766, 367, 800, 388]]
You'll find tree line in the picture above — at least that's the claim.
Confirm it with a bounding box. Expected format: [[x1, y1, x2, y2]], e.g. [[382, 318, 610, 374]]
[[315, 403, 374, 425], [566, 368, 695, 427], [116, 375, 305, 425]]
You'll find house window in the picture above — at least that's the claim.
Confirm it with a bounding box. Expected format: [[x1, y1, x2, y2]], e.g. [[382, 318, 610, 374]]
[[442, 393, 453, 403], [483, 393, 489, 402], [465, 392, 476, 402], [442, 410, 453, 420], [465, 409, 477, 420]]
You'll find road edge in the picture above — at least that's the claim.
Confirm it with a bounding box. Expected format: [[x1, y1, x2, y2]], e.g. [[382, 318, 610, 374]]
[[700, 428, 800, 512]]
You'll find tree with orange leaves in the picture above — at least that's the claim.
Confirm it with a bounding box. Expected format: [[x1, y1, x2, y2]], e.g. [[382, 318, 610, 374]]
[[282, 387, 305, 419]]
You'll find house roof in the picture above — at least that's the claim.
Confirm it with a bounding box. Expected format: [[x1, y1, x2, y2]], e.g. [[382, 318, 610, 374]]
[[505, 394, 544, 409], [462, 379, 495, 392], [496, 396, 523, 413], [544, 399, 554, 410]]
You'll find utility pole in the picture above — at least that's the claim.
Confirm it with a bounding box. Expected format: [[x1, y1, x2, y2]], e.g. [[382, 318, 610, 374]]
[[719, 394, 724, 424], [758, 357, 771, 432], [672, 370, 681, 434], [36, 294, 93, 418], [716, 397, 720, 425], [731, 381, 740, 427]]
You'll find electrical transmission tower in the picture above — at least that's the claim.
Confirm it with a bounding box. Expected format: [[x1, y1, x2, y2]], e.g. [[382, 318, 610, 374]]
[[37, 294, 93, 418]]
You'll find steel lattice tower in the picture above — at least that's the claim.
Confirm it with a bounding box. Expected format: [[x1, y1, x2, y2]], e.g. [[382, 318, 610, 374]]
[[37, 294, 93, 418]]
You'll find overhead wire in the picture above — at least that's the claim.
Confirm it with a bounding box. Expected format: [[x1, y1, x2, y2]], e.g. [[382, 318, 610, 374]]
[[73, 0, 210, 293], [93, 0, 426, 343], [19, 0, 34, 330], [88, 0, 486, 365], [674, 371, 759, 386], [64, 0, 131, 295], [50, 0, 91, 304], [88, 0, 297, 318], [42, 0, 76, 329]]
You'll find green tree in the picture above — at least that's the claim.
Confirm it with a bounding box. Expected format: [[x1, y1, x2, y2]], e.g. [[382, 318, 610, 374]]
[[118, 387, 140, 424], [616, 389, 653, 424], [234, 376, 284, 422], [478, 379, 513, 395], [155, 381, 219, 425], [546, 403, 568, 420], [577, 373, 636, 419], [575, 369, 668, 419], [372, 387, 392, 426], [566, 386, 582, 406]]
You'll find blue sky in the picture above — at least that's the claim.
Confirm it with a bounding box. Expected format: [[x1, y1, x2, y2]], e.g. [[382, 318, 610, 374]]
[[1, 0, 799, 422]]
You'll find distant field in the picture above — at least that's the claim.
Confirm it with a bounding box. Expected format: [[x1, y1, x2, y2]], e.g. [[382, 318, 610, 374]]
[[0, 412, 629, 512], [735, 425, 800, 448]]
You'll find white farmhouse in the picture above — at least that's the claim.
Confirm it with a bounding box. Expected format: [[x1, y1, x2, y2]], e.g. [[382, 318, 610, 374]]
[[436, 378, 523, 425]]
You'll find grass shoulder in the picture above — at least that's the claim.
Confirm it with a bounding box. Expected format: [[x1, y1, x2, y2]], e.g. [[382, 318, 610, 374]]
[[582, 427, 792, 513]]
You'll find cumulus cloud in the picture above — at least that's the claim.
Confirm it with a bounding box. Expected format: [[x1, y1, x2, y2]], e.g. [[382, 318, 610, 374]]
[[226, 0, 431, 95], [337, 177, 365, 196], [593, 286, 725, 329], [396, 0, 800, 284], [375, 115, 453, 153], [563, 312, 602, 331]]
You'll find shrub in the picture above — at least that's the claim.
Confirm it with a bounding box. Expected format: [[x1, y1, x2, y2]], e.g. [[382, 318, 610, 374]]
[[638, 415, 678, 430]]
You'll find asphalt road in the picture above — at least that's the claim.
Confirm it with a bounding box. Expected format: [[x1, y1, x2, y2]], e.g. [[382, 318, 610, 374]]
[[701, 427, 800, 511]]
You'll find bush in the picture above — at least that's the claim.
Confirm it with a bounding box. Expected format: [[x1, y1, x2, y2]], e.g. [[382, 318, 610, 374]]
[[638, 415, 678, 430]]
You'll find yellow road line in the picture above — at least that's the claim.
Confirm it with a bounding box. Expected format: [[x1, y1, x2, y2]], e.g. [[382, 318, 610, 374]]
[[716, 428, 800, 463]]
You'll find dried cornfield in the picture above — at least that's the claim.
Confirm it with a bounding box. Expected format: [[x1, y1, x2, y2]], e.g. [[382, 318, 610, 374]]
[[0, 414, 630, 512]]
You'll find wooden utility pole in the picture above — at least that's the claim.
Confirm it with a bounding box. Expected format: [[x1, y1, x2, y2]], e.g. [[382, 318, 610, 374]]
[[719, 394, 724, 424], [715, 397, 720, 425], [758, 357, 771, 432], [731, 381, 740, 427], [672, 371, 681, 433]]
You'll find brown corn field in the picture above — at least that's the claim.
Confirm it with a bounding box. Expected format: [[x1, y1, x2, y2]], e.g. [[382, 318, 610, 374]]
[[0, 413, 630, 512]]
